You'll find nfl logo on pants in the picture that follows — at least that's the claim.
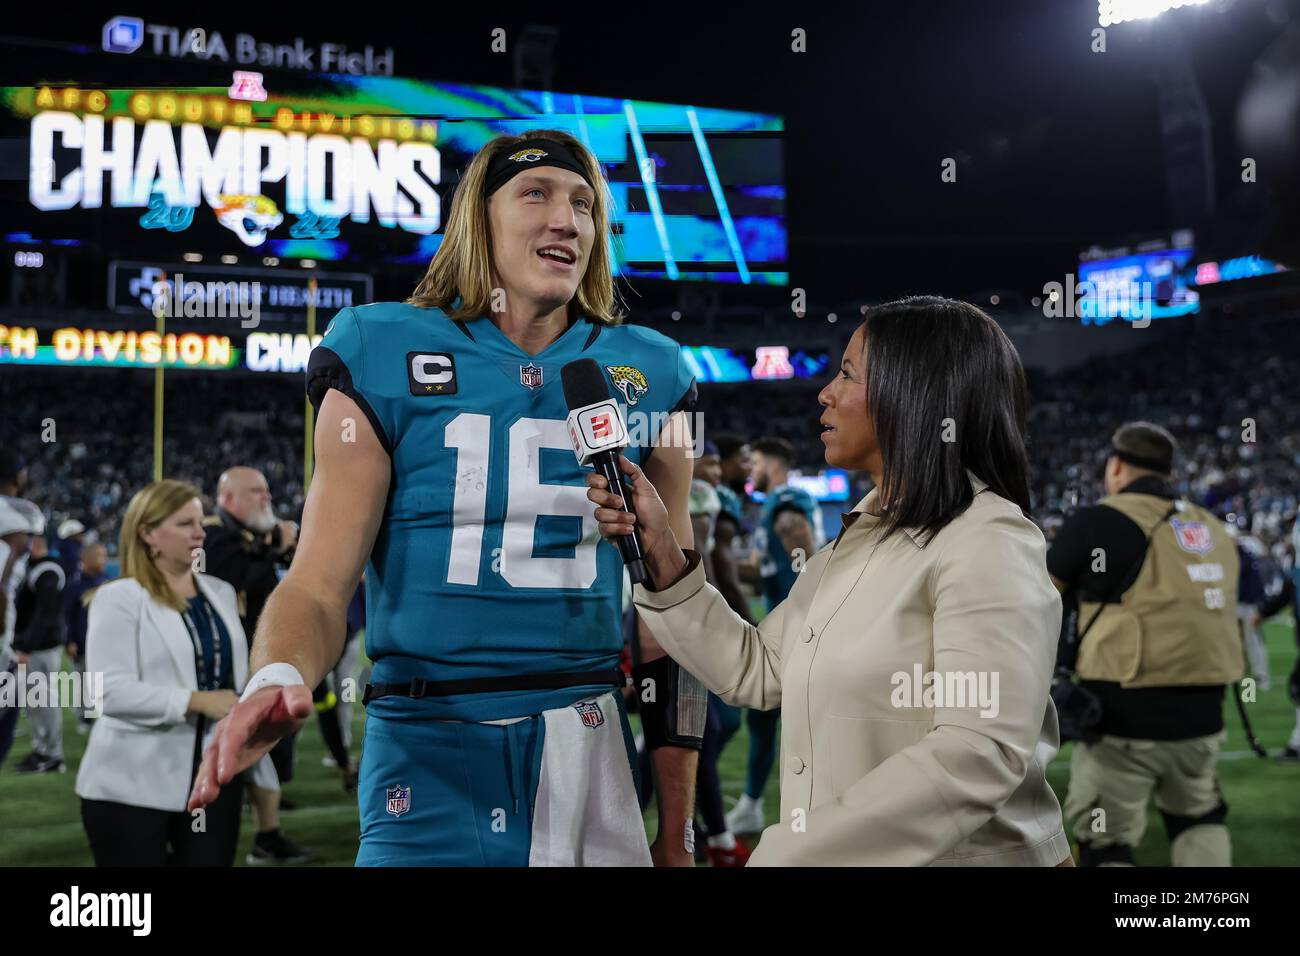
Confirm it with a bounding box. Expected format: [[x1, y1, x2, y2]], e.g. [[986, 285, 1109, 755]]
[[574, 700, 605, 729], [387, 785, 411, 817]]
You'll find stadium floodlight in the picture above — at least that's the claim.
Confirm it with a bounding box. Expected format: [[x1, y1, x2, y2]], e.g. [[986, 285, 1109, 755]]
[[1098, 0, 1211, 27]]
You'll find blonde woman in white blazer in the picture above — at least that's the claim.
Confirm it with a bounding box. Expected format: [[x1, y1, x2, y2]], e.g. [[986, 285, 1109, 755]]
[[76, 480, 275, 866], [588, 296, 1073, 866]]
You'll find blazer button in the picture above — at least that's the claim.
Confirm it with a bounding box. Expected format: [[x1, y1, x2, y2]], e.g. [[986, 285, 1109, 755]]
[[803, 625, 815, 643], [792, 756, 806, 774]]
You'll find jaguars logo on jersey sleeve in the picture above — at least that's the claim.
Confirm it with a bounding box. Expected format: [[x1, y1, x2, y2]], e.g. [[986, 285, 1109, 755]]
[[606, 365, 649, 406]]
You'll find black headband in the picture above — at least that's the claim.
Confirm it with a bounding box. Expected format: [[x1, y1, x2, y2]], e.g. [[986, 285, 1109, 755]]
[[483, 139, 595, 198], [1111, 446, 1172, 473]]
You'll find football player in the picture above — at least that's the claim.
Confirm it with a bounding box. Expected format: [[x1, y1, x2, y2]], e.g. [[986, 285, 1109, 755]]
[[189, 129, 705, 865]]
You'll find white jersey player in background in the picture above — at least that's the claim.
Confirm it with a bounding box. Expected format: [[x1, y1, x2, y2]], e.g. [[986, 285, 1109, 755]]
[[0, 449, 45, 770]]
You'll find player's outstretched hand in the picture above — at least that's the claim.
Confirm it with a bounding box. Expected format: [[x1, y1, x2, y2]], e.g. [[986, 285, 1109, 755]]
[[187, 684, 313, 811]]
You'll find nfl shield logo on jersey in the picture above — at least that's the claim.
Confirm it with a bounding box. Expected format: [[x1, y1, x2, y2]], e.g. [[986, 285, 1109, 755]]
[[387, 785, 411, 817], [519, 363, 544, 389], [1172, 517, 1214, 555], [574, 700, 605, 729]]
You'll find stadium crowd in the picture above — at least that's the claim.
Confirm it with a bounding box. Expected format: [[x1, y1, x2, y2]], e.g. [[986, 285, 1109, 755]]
[[3, 309, 1297, 567]]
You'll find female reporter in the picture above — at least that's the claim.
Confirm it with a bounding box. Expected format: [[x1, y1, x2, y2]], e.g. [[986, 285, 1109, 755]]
[[76, 480, 274, 866], [589, 296, 1072, 866]]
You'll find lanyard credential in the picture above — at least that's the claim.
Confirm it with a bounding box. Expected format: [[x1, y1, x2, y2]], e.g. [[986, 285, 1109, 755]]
[[181, 594, 223, 691]]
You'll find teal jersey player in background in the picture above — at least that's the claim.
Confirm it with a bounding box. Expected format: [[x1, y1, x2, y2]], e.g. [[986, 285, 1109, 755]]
[[757, 483, 822, 608], [751, 440, 824, 609], [708, 433, 757, 623], [189, 129, 705, 867], [716, 484, 745, 533]]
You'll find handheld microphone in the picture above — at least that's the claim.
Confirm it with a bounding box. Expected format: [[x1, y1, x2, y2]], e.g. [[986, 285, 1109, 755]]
[[561, 358, 650, 585]]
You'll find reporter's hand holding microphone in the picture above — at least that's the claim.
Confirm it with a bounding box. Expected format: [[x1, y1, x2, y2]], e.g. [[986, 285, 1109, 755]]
[[562, 357, 686, 590], [585, 454, 687, 590]]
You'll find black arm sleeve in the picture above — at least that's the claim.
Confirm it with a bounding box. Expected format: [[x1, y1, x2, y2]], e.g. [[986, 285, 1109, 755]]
[[1047, 505, 1148, 602], [306, 345, 392, 456], [1045, 509, 1096, 586]]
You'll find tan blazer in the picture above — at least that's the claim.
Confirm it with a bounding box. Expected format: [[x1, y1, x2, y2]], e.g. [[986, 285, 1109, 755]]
[[634, 474, 1071, 866]]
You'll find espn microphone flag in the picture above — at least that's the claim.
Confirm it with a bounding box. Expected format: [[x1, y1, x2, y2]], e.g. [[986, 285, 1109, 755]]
[[561, 358, 650, 584], [565, 397, 630, 466]]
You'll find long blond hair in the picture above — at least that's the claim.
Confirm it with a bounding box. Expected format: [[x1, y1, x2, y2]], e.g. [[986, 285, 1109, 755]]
[[118, 480, 202, 612], [407, 128, 624, 325]]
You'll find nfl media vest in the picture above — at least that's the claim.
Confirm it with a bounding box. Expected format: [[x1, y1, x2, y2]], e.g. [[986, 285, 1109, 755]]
[[1076, 493, 1245, 688]]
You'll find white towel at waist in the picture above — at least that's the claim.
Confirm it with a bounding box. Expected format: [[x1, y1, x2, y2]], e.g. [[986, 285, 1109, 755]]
[[528, 692, 651, 867]]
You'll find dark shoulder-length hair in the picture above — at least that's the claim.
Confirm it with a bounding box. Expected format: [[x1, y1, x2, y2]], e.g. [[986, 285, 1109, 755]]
[[863, 295, 1032, 544]]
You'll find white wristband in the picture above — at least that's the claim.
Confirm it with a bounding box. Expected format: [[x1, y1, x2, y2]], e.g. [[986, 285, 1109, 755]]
[[240, 663, 306, 702]]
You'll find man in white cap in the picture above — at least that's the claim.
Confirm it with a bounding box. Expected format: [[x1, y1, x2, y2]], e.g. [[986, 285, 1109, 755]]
[[54, 518, 86, 580]]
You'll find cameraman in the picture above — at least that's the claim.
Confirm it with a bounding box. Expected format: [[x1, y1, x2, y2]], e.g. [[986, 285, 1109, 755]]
[[1048, 423, 1244, 867]]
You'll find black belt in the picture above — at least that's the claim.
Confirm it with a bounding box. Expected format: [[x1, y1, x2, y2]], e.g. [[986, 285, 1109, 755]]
[[362, 668, 628, 706]]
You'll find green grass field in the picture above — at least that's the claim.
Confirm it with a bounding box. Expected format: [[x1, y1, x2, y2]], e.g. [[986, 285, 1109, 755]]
[[3, 618, 1298, 866]]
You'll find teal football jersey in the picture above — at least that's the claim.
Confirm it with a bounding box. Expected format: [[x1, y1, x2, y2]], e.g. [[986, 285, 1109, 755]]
[[756, 484, 821, 608], [715, 484, 745, 529], [306, 303, 696, 720]]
